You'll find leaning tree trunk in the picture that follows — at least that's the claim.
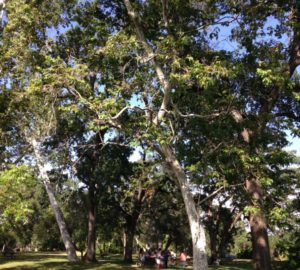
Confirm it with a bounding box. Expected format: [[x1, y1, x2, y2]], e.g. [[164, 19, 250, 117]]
[[122, 1, 208, 269], [161, 145, 208, 270], [84, 187, 97, 262], [31, 140, 79, 262], [123, 216, 137, 263]]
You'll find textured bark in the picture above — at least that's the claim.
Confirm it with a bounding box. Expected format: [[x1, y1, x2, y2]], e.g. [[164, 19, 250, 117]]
[[289, 2, 300, 76], [31, 140, 79, 262], [84, 187, 97, 262], [231, 111, 272, 270], [160, 145, 208, 270], [246, 179, 272, 270], [123, 1, 207, 269], [250, 213, 272, 270]]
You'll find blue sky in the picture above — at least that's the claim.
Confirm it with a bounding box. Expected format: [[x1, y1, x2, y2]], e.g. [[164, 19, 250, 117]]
[[286, 132, 300, 156]]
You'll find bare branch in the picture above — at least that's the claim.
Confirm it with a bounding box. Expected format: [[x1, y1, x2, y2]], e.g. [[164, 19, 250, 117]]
[[161, 0, 169, 29], [111, 105, 148, 120], [177, 110, 221, 119], [229, 212, 242, 232], [197, 186, 225, 206]]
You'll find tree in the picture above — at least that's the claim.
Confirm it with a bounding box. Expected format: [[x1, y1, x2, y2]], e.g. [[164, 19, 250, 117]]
[[0, 165, 37, 249], [75, 135, 131, 262], [1, 1, 300, 269]]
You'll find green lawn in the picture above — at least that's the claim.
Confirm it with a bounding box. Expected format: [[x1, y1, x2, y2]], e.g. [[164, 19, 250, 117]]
[[0, 252, 289, 270]]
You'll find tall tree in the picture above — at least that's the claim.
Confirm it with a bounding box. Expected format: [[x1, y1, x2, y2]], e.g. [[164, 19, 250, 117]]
[[75, 135, 131, 262]]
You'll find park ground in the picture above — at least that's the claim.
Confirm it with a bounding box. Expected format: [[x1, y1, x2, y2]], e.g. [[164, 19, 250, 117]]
[[0, 252, 292, 270]]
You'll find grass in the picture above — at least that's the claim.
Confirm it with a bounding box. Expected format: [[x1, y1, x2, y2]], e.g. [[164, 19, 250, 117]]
[[0, 252, 290, 270]]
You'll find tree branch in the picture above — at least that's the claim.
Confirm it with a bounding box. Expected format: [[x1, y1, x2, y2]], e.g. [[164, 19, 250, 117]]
[[197, 186, 225, 206], [289, 3, 300, 76], [123, 0, 172, 124]]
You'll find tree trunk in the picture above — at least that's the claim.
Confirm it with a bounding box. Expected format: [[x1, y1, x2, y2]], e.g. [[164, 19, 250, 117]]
[[123, 216, 137, 263], [31, 140, 79, 262], [232, 110, 273, 270], [122, 1, 207, 268], [250, 212, 272, 270], [209, 232, 219, 265], [160, 145, 208, 270], [164, 235, 173, 251], [246, 179, 272, 270], [84, 187, 97, 262]]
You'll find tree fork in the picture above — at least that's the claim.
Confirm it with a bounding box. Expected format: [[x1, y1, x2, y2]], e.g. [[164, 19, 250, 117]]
[[122, 1, 209, 269]]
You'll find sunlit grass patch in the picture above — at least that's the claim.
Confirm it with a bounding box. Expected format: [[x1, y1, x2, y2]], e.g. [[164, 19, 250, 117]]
[[0, 252, 289, 270]]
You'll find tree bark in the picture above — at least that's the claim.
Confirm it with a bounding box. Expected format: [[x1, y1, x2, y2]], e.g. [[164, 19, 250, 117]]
[[84, 187, 97, 262], [31, 140, 79, 262], [289, 2, 300, 76], [160, 145, 208, 270], [231, 111, 272, 270], [250, 213, 272, 270], [123, 216, 136, 263], [209, 233, 219, 265], [123, 1, 208, 269], [207, 204, 219, 265], [246, 179, 272, 270]]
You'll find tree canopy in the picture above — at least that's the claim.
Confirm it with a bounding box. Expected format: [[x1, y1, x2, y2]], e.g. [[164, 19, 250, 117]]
[[0, 1, 300, 270]]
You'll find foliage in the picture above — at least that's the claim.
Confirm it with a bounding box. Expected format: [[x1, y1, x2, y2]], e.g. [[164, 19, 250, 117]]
[[0, 0, 300, 268], [0, 165, 36, 223], [231, 229, 252, 259]]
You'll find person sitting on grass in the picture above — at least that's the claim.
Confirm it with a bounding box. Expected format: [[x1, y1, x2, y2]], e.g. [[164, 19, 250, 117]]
[[155, 248, 164, 268], [138, 248, 146, 266], [178, 250, 187, 268]]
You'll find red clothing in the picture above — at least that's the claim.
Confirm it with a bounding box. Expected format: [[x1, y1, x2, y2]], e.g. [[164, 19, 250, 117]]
[[179, 252, 187, 262]]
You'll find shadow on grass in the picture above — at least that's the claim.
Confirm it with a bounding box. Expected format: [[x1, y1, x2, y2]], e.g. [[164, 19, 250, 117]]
[[0, 253, 290, 270], [0, 253, 144, 270], [0, 252, 66, 260]]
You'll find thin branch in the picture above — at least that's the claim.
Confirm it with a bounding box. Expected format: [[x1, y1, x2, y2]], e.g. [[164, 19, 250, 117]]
[[75, 141, 129, 149], [111, 105, 149, 120], [229, 212, 242, 232], [177, 110, 221, 119], [161, 0, 169, 29], [198, 183, 244, 206], [173, 103, 224, 120], [197, 186, 224, 205]]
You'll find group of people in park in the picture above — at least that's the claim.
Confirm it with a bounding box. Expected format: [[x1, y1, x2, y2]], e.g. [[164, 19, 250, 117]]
[[138, 248, 188, 268]]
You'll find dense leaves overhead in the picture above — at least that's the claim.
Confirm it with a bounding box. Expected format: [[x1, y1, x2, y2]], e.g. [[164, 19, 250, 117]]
[[0, 0, 300, 268]]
